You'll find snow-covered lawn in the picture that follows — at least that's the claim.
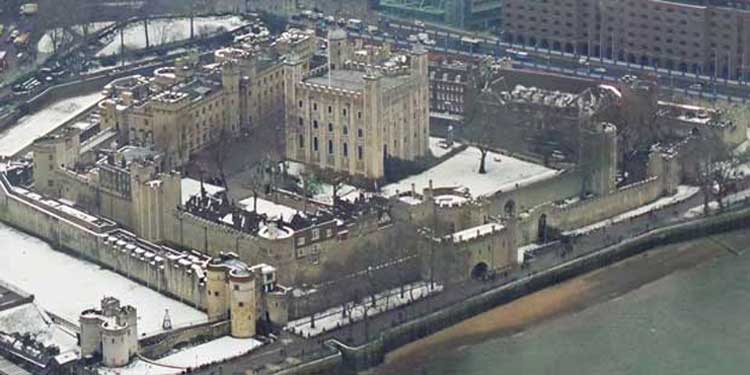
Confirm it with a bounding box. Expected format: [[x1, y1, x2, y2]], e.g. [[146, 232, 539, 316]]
[[281, 160, 367, 205], [429, 137, 461, 158], [181, 178, 225, 204], [0, 302, 78, 353], [37, 22, 114, 54], [0, 92, 104, 157], [0, 224, 206, 335], [382, 146, 559, 198], [566, 185, 700, 235], [99, 336, 263, 375], [97, 16, 246, 57], [285, 281, 443, 338]]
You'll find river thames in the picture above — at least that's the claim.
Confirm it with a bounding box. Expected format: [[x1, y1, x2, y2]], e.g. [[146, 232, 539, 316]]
[[375, 230, 750, 375]]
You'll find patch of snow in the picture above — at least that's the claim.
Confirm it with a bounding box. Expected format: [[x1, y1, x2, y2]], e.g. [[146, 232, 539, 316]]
[[285, 281, 443, 337], [382, 147, 559, 198], [38, 23, 114, 54], [280, 160, 366, 205], [0, 224, 206, 335], [99, 336, 263, 375], [96, 16, 247, 57], [238, 197, 299, 221], [429, 137, 460, 158], [398, 195, 423, 205], [567, 185, 700, 235], [684, 187, 750, 218], [434, 194, 468, 207], [452, 223, 503, 243], [517, 242, 545, 263], [0, 92, 104, 157], [180, 178, 225, 204], [0, 302, 78, 353]]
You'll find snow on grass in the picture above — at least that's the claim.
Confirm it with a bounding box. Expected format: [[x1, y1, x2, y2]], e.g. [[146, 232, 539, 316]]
[[280, 160, 367, 205], [99, 336, 263, 375], [567, 185, 700, 235], [181, 178, 225, 204], [285, 281, 443, 338], [0, 302, 78, 353], [429, 137, 460, 158], [382, 146, 559, 198], [0, 223, 206, 335], [37, 23, 114, 54], [0, 92, 104, 157], [96, 16, 246, 57]]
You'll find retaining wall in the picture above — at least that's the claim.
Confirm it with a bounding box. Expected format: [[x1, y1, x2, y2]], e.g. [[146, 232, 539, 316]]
[[333, 206, 750, 371], [139, 320, 230, 358]]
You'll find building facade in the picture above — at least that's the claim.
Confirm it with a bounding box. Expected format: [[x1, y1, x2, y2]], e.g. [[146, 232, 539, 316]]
[[503, 0, 750, 78], [379, 0, 503, 29], [285, 30, 431, 180]]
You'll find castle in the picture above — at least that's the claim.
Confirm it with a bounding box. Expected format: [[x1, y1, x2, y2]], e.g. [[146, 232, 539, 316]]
[[79, 297, 138, 368], [285, 29, 431, 179]]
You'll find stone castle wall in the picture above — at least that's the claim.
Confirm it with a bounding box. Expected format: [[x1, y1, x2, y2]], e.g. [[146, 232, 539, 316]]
[[0, 175, 208, 310]]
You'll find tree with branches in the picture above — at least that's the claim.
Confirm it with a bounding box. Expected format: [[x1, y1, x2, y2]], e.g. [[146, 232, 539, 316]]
[[461, 59, 514, 174], [691, 131, 749, 214]]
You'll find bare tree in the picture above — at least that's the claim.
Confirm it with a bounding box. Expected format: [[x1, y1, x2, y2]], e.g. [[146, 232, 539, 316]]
[[692, 132, 748, 214], [461, 59, 512, 174], [211, 126, 233, 190]]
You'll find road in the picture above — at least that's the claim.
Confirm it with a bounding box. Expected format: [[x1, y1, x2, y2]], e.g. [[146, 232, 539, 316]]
[[346, 19, 750, 103]]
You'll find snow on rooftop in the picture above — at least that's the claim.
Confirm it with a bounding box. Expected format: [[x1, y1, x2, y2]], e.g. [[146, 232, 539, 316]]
[[434, 194, 468, 207], [452, 223, 504, 243], [239, 197, 298, 222], [0, 224, 206, 335], [98, 336, 263, 375], [0, 92, 104, 157], [382, 147, 559, 198], [96, 16, 247, 57], [398, 195, 423, 205], [0, 302, 78, 353], [180, 178, 225, 204]]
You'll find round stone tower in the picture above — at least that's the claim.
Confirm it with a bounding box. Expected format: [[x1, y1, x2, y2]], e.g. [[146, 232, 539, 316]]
[[101, 320, 130, 368], [206, 262, 229, 321], [79, 310, 102, 358], [229, 268, 256, 338]]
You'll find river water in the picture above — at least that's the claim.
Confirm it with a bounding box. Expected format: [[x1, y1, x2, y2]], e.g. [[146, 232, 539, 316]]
[[389, 242, 750, 375]]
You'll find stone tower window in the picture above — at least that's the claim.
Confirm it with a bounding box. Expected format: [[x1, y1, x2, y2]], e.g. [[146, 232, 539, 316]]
[[313, 103, 317, 111], [313, 137, 319, 152], [328, 106, 332, 113], [357, 129, 363, 138], [298, 135, 304, 148], [357, 146, 363, 160], [313, 120, 318, 129], [328, 123, 333, 132], [343, 143, 348, 157], [328, 140, 333, 154]]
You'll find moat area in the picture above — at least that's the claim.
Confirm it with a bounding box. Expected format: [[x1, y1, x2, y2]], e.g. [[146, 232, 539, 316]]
[[374, 229, 750, 375]]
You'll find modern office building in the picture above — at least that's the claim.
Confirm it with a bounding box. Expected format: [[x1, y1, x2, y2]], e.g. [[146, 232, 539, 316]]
[[503, 0, 750, 78]]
